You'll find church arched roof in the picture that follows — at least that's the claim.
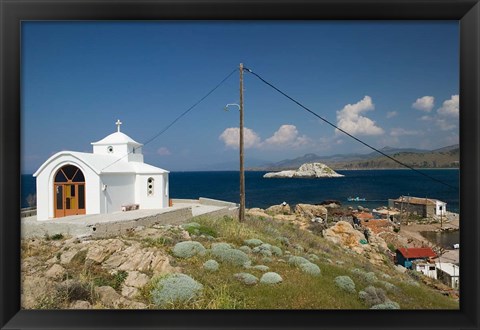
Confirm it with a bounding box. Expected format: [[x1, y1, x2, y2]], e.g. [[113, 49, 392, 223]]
[[33, 151, 168, 177]]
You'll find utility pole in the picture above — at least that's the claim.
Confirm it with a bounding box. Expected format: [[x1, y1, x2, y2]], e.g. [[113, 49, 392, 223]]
[[239, 63, 246, 222]]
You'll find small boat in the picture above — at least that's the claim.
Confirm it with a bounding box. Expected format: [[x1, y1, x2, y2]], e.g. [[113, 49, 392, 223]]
[[348, 196, 366, 202]]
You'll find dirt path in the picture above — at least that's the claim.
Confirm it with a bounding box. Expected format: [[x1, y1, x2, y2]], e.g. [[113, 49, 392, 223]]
[[396, 212, 460, 264]]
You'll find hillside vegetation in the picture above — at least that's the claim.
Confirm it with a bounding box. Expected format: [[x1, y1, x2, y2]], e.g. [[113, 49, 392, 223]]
[[329, 149, 459, 170], [250, 146, 459, 171], [21, 213, 459, 310]]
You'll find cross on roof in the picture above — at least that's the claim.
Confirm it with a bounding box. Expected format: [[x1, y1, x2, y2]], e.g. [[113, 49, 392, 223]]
[[115, 119, 122, 132]]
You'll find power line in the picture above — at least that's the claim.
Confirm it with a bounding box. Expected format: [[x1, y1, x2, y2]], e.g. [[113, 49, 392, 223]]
[[101, 68, 237, 172], [245, 67, 458, 191]]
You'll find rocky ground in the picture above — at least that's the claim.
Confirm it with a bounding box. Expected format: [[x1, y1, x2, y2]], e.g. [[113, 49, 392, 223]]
[[21, 202, 459, 309]]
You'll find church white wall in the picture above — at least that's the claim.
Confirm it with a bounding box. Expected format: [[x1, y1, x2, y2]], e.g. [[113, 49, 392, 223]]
[[100, 174, 136, 213], [135, 173, 169, 209], [35, 157, 101, 221]]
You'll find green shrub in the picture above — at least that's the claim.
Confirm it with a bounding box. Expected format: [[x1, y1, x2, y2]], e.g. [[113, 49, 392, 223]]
[[211, 242, 233, 252], [334, 276, 356, 293], [288, 256, 311, 266], [370, 301, 400, 309], [277, 236, 290, 246], [211, 244, 250, 267], [142, 237, 173, 248], [203, 259, 219, 272], [234, 272, 258, 285], [252, 265, 269, 272], [182, 222, 201, 230], [172, 241, 206, 258], [252, 244, 273, 257], [61, 281, 92, 303], [93, 270, 128, 290], [239, 246, 252, 254], [300, 262, 321, 276], [380, 281, 399, 292], [387, 243, 396, 252], [351, 268, 378, 283], [51, 233, 64, 241], [270, 245, 283, 257], [151, 274, 203, 307], [182, 222, 217, 237], [261, 257, 273, 263], [260, 272, 283, 284], [358, 286, 388, 307], [307, 254, 320, 262], [243, 239, 263, 247]]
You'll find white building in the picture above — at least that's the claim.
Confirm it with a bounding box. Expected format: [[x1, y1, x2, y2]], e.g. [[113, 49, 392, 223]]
[[33, 120, 169, 221], [388, 196, 447, 218], [436, 262, 460, 289], [412, 261, 437, 279]]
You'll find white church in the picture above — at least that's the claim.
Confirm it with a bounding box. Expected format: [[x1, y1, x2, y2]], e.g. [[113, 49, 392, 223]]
[[33, 120, 169, 221]]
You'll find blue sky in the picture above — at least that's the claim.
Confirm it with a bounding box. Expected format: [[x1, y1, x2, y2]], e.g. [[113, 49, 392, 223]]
[[21, 21, 459, 173]]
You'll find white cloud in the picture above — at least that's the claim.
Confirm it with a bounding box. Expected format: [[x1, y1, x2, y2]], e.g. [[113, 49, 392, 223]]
[[219, 124, 310, 150], [336, 96, 384, 136], [436, 118, 456, 131], [390, 128, 419, 137], [420, 115, 432, 121], [386, 111, 398, 119], [157, 147, 171, 156], [412, 96, 435, 112], [437, 95, 459, 117], [262, 125, 310, 148], [219, 127, 261, 149]]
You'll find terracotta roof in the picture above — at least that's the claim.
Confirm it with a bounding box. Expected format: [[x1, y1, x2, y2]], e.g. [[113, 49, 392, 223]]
[[355, 212, 374, 220], [361, 219, 392, 234], [397, 247, 436, 259], [392, 196, 443, 206]]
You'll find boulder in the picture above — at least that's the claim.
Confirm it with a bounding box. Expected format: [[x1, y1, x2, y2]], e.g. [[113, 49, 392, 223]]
[[266, 204, 292, 215], [59, 248, 81, 265], [124, 271, 150, 288], [246, 208, 272, 219], [86, 239, 125, 264], [103, 243, 178, 274], [121, 285, 140, 299], [323, 221, 389, 266], [69, 300, 92, 309], [21, 275, 57, 309], [45, 264, 66, 280], [295, 204, 328, 219], [94, 286, 146, 309]]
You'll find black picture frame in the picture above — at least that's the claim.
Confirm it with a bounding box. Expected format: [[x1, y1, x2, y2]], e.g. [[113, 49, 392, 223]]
[[1, 0, 479, 329]]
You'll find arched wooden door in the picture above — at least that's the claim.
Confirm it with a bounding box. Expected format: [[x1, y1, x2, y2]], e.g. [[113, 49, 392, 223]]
[[54, 165, 86, 218]]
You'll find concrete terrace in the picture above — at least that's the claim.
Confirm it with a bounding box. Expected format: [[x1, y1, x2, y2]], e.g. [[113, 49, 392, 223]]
[[21, 198, 238, 239]]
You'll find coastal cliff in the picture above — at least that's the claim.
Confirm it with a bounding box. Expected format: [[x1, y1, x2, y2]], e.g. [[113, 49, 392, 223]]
[[263, 162, 344, 178]]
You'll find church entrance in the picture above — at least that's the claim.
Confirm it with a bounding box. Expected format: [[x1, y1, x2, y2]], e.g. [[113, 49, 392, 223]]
[[54, 165, 86, 218]]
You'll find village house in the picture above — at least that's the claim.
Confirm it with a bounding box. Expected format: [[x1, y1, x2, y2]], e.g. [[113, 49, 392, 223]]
[[33, 120, 169, 221], [395, 247, 437, 269], [436, 262, 460, 289], [388, 196, 447, 218], [412, 260, 438, 279]]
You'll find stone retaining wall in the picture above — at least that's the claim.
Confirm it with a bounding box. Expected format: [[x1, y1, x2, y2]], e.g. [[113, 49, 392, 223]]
[[199, 197, 237, 208], [90, 207, 193, 239]]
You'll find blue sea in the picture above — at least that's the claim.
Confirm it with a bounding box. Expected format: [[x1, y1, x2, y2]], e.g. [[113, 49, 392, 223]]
[[21, 169, 460, 213]]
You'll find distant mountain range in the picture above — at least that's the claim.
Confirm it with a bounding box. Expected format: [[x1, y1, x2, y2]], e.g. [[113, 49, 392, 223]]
[[248, 144, 459, 171]]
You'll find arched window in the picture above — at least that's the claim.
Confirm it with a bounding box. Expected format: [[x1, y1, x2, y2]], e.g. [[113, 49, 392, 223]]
[[147, 177, 154, 196]]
